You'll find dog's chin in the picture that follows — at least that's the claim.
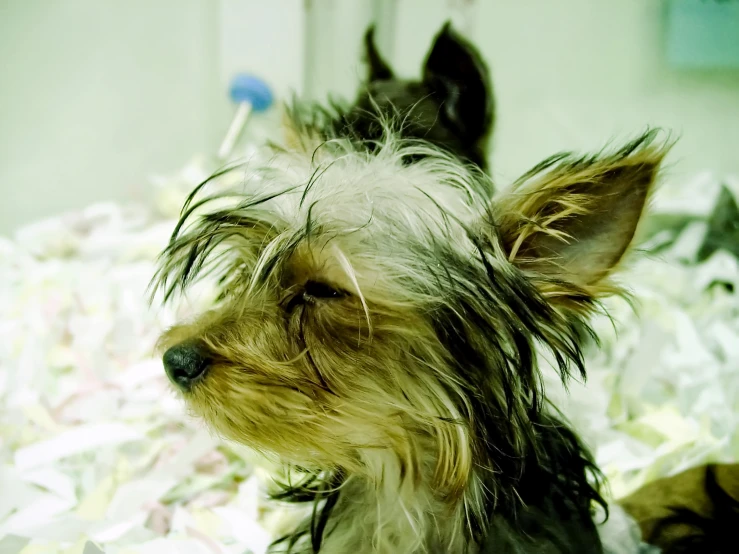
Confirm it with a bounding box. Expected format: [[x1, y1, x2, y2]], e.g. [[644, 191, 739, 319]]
[[180, 394, 327, 464], [184, 403, 274, 456]]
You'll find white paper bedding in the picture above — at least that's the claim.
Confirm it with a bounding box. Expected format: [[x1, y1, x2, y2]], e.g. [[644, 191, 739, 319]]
[[1, 162, 737, 554]]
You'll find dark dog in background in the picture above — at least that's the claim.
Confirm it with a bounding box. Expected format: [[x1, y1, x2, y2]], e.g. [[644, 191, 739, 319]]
[[286, 23, 494, 172]]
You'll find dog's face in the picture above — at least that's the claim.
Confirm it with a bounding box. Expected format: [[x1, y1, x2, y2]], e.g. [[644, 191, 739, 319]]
[[337, 24, 494, 170], [153, 130, 669, 496]]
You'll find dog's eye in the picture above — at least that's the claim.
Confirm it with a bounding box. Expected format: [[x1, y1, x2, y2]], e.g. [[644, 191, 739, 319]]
[[303, 280, 345, 300], [283, 280, 348, 311]]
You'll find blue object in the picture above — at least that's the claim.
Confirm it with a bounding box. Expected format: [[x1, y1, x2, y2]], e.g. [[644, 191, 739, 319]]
[[228, 74, 274, 111], [665, 0, 739, 69]]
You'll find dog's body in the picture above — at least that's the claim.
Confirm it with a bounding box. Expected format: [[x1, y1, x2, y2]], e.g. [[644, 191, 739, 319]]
[[153, 25, 673, 553]]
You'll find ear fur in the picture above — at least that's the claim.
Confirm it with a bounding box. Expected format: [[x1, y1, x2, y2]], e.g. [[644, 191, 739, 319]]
[[422, 22, 493, 146], [491, 130, 673, 308]]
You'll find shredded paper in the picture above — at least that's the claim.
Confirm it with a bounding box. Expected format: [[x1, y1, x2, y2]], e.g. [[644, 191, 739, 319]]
[[1, 158, 738, 553]]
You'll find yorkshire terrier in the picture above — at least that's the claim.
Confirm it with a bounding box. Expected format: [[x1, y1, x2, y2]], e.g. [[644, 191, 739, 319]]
[[153, 25, 672, 553]]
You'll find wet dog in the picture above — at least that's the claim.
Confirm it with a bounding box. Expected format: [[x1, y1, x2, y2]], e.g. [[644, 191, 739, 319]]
[[153, 25, 671, 553]]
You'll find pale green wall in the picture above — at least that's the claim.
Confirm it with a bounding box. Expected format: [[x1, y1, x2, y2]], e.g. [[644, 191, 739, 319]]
[[388, 0, 739, 187], [0, 0, 222, 234]]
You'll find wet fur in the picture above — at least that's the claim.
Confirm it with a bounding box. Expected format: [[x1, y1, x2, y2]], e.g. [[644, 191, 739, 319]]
[[152, 24, 672, 554]]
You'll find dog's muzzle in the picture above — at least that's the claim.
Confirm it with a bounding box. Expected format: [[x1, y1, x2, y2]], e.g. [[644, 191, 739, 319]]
[[163, 340, 212, 390]]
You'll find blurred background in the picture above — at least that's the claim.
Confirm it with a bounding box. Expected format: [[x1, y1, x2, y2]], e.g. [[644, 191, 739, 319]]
[[2, 0, 739, 234]]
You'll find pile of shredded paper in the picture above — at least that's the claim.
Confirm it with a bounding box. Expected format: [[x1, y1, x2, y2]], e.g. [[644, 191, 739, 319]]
[[1, 157, 738, 553]]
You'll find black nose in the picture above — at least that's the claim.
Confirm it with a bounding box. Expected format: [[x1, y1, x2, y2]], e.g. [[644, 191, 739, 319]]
[[163, 341, 212, 390]]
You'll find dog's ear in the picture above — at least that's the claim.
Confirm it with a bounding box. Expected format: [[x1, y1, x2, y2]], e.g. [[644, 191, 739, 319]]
[[364, 26, 394, 82], [422, 22, 492, 144], [491, 131, 672, 304]]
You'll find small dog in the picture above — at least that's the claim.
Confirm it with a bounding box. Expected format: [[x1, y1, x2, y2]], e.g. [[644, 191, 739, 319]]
[[152, 25, 671, 553]]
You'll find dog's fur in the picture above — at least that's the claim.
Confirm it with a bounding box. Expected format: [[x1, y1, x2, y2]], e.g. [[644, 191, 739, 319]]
[[152, 25, 673, 554], [619, 463, 739, 553]]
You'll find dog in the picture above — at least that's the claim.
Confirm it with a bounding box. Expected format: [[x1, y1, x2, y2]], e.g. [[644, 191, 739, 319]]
[[152, 25, 672, 553], [286, 24, 494, 172]]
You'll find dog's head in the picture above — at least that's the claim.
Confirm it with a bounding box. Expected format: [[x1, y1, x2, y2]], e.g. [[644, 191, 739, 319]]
[[152, 129, 669, 500]]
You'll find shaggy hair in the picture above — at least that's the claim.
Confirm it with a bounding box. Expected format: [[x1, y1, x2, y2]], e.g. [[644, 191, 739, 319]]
[[151, 107, 671, 552]]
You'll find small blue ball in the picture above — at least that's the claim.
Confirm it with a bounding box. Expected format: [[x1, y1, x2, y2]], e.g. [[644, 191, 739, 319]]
[[229, 74, 273, 112]]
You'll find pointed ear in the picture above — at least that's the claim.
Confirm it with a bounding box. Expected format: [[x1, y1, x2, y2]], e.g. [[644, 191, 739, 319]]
[[364, 26, 394, 82], [423, 22, 493, 145], [492, 131, 672, 305]]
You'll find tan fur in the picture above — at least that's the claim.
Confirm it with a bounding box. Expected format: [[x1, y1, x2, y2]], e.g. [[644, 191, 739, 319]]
[[492, 133, 673, 313], [158, 300, 479, 552], [282, 106, 325, 154]]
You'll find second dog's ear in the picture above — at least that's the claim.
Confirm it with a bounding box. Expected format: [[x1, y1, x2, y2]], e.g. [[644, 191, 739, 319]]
[[364, 26, 394, 82], [491, 131, 672, 307], [423, 23, 493, 144]]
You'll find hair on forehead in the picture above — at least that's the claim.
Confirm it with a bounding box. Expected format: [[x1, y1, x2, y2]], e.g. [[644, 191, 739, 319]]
[[150, 123, 495, 304]]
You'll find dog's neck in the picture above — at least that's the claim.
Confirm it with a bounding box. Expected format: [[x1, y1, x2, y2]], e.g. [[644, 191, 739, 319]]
[[276, 413, 606, 554], [317, 448, 475, 554]]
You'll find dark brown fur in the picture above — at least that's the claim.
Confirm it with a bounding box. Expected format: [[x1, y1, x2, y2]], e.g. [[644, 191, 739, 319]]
[[285, 24, 494, 172]]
